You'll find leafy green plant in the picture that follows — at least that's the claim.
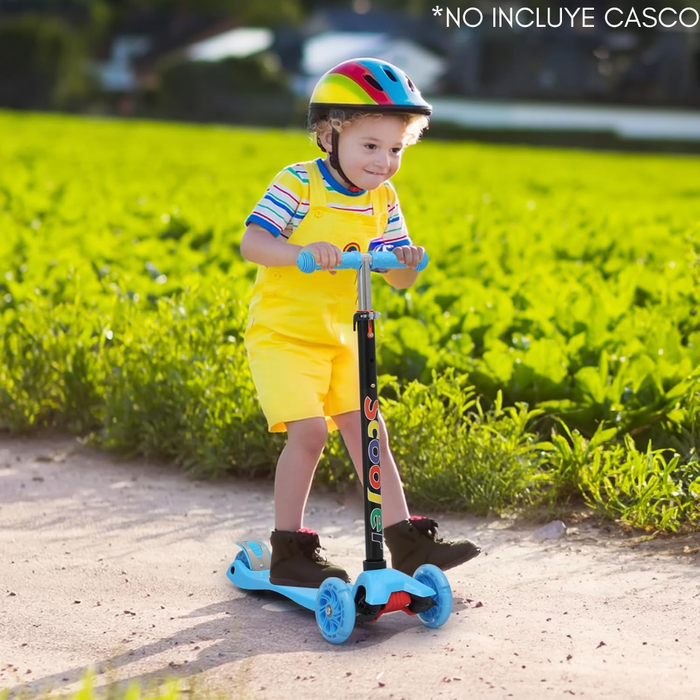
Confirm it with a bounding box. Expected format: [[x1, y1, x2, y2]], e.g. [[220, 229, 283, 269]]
[[580, 435, 700, 532], [381, 369, 548, 514], [538, 418, 618, 507], [1, 666, 229, 700], [1, 111, 699, 532]]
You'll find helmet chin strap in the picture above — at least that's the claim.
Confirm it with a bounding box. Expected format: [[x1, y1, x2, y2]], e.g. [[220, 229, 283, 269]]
[[329, 129, 362, 193]]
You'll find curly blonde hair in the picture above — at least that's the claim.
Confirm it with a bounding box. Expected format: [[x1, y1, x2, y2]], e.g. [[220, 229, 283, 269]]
[[308, 107, 430, 149]]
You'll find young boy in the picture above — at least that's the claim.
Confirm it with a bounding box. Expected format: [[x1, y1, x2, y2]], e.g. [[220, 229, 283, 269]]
[[240, 58, 480, 587]]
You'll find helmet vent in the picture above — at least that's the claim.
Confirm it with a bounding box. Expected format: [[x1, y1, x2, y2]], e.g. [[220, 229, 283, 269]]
[[364, 75, 384, 92], [383, 68, 398, 82], [407, 78, 416, 92]]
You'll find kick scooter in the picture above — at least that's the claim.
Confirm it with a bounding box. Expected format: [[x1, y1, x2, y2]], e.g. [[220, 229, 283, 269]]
[[228, 250, 453, 644]]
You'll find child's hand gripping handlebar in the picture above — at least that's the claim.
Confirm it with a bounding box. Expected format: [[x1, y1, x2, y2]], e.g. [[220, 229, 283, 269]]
[[296, 249, 429, 273]]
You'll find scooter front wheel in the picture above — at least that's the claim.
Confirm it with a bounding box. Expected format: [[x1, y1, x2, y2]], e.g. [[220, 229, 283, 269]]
[[315, 578, 355, 644], [413, 564, 452, 628]]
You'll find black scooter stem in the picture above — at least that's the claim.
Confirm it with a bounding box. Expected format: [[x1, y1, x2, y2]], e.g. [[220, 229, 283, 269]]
[[353, 257, 387, 571]]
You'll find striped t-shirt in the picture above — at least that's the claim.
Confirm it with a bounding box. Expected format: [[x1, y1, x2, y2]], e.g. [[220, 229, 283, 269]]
[[245, 157, 412, 253]]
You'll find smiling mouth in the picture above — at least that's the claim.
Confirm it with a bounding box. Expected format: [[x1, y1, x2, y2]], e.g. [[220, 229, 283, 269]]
[[365, 170, 387, 176]]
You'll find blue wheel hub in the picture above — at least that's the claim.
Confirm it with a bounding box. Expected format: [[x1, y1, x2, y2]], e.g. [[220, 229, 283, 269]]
[[315, 578, 355, 644], [413, 564, 453, 628]]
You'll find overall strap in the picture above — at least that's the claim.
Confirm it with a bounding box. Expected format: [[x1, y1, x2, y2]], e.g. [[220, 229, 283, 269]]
[[371, 181, 389, 230], [306, 160, 328, 207]]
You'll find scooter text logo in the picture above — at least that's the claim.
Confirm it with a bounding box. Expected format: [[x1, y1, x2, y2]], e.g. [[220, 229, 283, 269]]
[[364, 396, 382, 546]]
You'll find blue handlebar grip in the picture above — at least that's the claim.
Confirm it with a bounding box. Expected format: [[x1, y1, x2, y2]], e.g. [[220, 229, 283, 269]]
[[296, 249, 429, 273], [297, 250, 364, 273], [370, 250, 430, 272], [296, 249, 317, 273]]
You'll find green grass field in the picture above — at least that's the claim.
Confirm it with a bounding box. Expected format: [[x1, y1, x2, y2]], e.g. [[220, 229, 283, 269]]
[[1, 110, 698, 531], [1, 668, 220, 700]]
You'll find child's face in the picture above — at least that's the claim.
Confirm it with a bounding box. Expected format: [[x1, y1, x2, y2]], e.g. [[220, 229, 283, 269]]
[[324, 115, 408, 190]]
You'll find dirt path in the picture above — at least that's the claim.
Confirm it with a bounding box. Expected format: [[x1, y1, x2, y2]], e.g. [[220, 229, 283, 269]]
[[1, 432, 699, 699]]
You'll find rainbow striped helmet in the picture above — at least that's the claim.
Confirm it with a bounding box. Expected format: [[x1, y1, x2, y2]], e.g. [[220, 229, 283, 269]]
[[309, 58, 432, 116]]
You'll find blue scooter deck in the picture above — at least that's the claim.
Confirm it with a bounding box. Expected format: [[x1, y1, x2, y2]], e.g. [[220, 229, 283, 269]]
[[228, 541, 318, 609], [228, 540, 438, 609]]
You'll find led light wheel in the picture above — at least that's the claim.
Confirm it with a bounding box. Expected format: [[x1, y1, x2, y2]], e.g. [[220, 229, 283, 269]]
[[413, 564, 452, 628], [315, 578, 355, 644]]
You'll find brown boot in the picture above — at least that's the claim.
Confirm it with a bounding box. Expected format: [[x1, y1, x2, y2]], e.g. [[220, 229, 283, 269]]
[[269, 528, 350, 589], [384, 516, 481, 576]]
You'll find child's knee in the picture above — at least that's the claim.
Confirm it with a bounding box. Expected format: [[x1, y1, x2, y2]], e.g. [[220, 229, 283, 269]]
[[333, 410, 361, 433], [286, 417, 328, 455]]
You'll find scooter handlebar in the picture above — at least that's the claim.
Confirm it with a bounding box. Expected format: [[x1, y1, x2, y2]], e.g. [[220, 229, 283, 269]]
[[296, 249, 429, 274]]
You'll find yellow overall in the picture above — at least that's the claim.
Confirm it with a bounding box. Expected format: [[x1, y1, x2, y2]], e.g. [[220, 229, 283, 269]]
[[244, 160, 388, 433]]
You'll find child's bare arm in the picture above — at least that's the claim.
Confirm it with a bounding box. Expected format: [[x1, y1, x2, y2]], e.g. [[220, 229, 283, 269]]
[[240, 224, 303, 267], [383, 245, 424, 289], [240, 224, 342, 270], [384, 267, 420, 289]]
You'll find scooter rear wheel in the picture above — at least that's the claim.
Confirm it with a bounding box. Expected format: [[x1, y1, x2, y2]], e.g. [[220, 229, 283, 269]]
[[232, 541, 270, 572], [413, 564, 452, 628]]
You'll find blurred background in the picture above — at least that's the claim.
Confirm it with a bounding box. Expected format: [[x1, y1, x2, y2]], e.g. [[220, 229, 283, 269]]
[[2, 1, 699, 528], [1, 0, 699, 151]]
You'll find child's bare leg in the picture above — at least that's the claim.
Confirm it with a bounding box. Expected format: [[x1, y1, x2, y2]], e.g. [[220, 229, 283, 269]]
[[332, 410, 480, 575], [332, 410, 410, 527], [274, 417, 328, 531]]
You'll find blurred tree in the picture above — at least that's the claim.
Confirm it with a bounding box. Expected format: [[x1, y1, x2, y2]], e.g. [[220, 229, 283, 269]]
[[80, 0, 304, 26], [0, 13, 99, 110], [156, 53, 297, 124], [0, 0, 306, 30]]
